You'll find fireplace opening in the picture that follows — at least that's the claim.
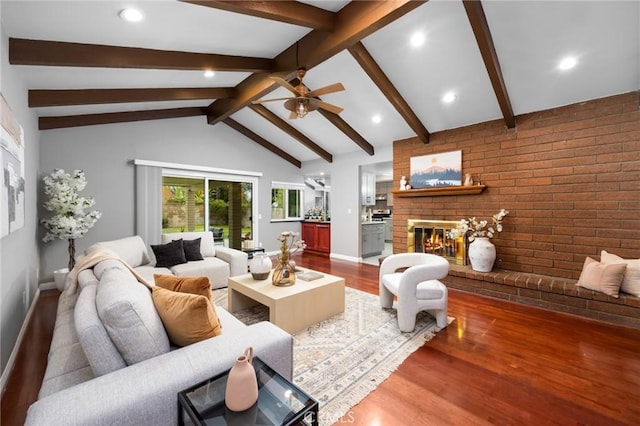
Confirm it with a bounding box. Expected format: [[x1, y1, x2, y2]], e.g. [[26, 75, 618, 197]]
[[407, 219, 466, 265]]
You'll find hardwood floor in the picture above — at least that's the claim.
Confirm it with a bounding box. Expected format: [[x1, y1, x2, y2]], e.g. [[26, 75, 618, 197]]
[[3, 253, 639, 425]]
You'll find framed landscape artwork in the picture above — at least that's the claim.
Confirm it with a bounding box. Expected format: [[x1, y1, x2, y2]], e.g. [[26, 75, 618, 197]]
[[409, 150, 462, 189], [1, 94, 25, 238]]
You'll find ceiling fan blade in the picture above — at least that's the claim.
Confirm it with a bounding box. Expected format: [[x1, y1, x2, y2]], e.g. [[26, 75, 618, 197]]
[[317, 100, 343, 115], [307, 82, 345, 98], [288, 111, 298, 120], [251, 97, 293, 104], [270, 77, 299, 95]]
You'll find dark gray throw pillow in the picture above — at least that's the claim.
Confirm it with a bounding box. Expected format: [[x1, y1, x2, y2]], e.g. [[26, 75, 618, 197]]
[[182, 238, 204, 261], [151, 239, 187, 268]]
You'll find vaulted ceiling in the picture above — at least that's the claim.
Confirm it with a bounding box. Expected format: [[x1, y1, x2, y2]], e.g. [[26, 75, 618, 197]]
[[3, 1, 639, 169]]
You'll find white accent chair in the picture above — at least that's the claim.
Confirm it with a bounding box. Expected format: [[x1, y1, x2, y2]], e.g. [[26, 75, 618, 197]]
[[379, 253, 450, 332]]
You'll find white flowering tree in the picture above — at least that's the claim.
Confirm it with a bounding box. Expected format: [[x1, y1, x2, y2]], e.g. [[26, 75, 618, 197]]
[[41, 169, 102, 270]]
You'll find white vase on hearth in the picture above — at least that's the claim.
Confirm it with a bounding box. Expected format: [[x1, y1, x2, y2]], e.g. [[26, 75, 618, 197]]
[[468, 237, 496, 272]]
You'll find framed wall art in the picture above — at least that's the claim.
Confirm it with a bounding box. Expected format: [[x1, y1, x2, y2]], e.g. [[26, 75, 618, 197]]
[[1, 93, 25, 238], [409, 150, 462, 189]]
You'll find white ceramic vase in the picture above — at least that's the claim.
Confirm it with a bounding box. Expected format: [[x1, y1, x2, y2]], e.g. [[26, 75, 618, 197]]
[[249, 253, 272, 280], [53, 268, 69, 292], [468, 237, 496, 272]]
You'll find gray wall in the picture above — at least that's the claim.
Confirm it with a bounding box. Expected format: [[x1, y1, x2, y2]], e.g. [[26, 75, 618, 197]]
[[0, 24, 42, 375], [38, 115, 305, 279]]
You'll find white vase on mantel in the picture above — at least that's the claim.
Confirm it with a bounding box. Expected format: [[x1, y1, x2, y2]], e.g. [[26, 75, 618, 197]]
[[468, 237, 496, 272]]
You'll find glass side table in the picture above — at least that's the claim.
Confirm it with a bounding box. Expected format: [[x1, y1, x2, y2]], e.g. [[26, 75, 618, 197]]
[[178, 357, 318, 426]]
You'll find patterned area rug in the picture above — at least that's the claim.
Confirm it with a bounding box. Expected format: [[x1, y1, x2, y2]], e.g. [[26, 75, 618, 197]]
[[213, 286, 451, 426]]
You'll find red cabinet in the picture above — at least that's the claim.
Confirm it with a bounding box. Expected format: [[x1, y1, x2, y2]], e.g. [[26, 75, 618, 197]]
[[302, 222, 331, 255]]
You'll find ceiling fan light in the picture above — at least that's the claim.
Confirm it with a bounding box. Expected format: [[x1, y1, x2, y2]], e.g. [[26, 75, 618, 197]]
[[296, 99, 308, 118]]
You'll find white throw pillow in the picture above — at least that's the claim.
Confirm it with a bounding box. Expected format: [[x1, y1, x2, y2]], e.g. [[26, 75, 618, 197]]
[[600, 250, 640, 297], [576, 257, 626, 298]]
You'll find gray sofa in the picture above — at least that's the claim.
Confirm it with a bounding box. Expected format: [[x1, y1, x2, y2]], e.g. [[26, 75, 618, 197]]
[[26, 249, 292, 425], [87, 232, 248, 289]]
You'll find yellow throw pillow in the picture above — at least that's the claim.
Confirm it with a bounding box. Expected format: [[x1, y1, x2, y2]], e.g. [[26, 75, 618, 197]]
[[152, 286, 222, 347], [576, 257, 626, 298], [153, 274, 212, 303]]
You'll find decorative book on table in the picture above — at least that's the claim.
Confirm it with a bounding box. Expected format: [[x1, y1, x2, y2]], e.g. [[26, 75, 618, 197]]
[[297, 271, 324, 281]]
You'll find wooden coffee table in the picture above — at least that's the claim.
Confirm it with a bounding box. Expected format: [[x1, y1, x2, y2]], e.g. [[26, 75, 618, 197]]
[[227, 269, 345, 333]]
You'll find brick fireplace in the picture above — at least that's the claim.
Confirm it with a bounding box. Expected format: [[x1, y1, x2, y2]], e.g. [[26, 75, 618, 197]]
[[392, 91, 639, 280], [407, 219, 467, 265]]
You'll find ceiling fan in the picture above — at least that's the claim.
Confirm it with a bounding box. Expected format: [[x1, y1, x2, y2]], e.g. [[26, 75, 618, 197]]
[[253, 68, 345, 119]]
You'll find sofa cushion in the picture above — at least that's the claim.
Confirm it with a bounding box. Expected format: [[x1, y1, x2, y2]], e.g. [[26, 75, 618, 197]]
[[134, 265, 173, 283], [96, 267, 170, 365], [75, 284, 127, 376], [152, 286, 222, 346], [162, 231, 216, 257], [600, 250, 640, 297], [183, 238, 205, 261], [154, 274, 212, 302], [169, 258, 229, 290], [93, 258, 129, 280], [576, 257, 626, 298], [151, 239, 187, 268], [38, 343, 94, 399], [87, 235, 150, 268]]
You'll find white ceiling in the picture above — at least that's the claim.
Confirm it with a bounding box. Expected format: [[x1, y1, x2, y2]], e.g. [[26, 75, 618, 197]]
[[2, 0, 639, 174]]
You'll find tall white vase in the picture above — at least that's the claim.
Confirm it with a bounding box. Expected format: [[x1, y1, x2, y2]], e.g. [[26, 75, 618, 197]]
[[53, 268, 69, 292], [468, 237, 496, 272]]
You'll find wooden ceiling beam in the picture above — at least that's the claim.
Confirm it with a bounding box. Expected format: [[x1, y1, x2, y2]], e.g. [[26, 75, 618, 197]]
[[348, 42, 430, 144], [463, 0, 516, 128], [318, 109, 375, 156], [29, 88, 235, 107], [181, 1, 335, 31], [248, 104, 332, 163], [223, 118, 301, 168], [9, 38, 273, 72], [39, 107, 207, 130], [206, 1, 427, 125]]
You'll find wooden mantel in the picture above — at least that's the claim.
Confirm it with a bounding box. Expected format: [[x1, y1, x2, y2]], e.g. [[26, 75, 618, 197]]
[[393, 185, 486, 197]]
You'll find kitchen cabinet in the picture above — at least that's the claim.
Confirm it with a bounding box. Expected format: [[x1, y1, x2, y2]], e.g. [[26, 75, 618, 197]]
[[361, 222, 385, 257], [302, 222, 331, 255], [384, 219, 393, 242], [361, 173, 375, 206]]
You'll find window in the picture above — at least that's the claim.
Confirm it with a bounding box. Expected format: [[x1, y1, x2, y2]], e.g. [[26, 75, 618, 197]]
[[271, 182, 304, 221]]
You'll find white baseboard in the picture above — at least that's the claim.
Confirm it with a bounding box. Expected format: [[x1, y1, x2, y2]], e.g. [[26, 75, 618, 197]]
[[0, 288, 41, 396], [39, 281, 57, 291], [330, 253, 361, 263]]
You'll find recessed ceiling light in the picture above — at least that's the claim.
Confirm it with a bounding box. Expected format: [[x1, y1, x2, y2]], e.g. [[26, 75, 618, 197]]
[[119, 8, 143, 23], [410, 32, 425, 48], [204, 70, 215, 78], [372, 114, 382, 124], [442, 92, 457, 104], [558, 56, 577, 71]]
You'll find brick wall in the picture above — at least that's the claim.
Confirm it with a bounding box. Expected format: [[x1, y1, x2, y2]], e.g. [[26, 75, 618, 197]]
[[393, 91, 640, 280]]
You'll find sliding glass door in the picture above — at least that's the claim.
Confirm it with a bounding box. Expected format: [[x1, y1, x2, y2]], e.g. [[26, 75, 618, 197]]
[[161, 175, 255, 250]]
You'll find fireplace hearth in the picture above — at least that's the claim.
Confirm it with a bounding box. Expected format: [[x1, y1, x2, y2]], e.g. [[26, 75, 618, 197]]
[[407, 219, 467, 265]]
